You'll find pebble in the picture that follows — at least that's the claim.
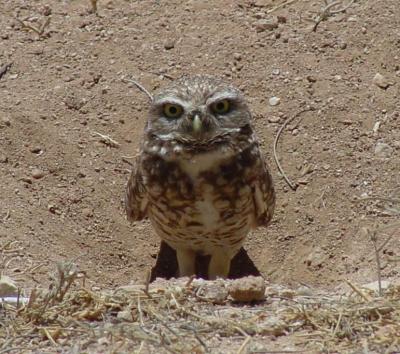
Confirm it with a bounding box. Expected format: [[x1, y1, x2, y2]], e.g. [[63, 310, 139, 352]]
[[82, 208, 94, 218], [233, 52, 242, 61], [0, 275, 18, 297], [306, 75, 317, 83], [374, 142, 394, 158], [268, 116, 281, 123], [269, 96, 281, 106], [117, 310, 134, 322], [197, 280, 228, 304], [164, 39, 175, 50], [2, 117, 11, 126], [296, 286, 314, 296], [228, 276, 266, 302], [304, 247, 324, 267], [30, 146, 42, 154], [0, 155, 8, 163], [254, 18, 278, 32], [373, 73, 391, 89], [32, 168, 45, 179]]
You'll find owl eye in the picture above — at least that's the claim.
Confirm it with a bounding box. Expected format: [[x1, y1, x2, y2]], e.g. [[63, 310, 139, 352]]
[[211, 99, 230, 115], [163, 103, 183, 119]]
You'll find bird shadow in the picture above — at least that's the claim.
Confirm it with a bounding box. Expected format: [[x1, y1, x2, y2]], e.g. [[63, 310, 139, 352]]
[[150, 241, 261, 282]]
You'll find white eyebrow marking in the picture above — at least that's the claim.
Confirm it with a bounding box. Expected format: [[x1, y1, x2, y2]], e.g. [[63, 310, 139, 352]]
[[154, 97, 190, 110], [206, 92, 239, 105]]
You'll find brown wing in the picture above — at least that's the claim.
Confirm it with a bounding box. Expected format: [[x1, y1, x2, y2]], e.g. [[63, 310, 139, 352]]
[[251, 155, 276, 228], [125, 158, 148, 222]]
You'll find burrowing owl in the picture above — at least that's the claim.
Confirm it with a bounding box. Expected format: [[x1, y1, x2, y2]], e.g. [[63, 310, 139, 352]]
[[125, 75, 275, 280]]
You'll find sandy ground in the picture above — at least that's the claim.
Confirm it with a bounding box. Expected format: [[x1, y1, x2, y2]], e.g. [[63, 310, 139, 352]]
[[1, 0, 399, 324]]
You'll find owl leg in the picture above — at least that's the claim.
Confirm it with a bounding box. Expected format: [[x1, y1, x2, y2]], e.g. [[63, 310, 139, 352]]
[[176, 249, 196, 277], [208, 252, 231, 280]]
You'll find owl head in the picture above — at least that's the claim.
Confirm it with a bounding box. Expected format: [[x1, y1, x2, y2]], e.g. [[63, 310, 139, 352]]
[[145, 75, 252, 144]]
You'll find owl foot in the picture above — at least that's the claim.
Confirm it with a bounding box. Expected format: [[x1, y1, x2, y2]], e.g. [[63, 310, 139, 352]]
[[176, 249, 196, 277], [208, 252, 231, 280]]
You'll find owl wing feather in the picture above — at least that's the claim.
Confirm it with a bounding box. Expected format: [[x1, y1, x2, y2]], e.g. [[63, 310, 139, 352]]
[[251, 154, 275, 228], [125, 157, 148, 222]]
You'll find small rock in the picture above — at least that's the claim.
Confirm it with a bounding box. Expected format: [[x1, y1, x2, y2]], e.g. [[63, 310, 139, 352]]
[[0, 155, 8, 163], [40, 5, 52, 16], [21, 177, 32, 184], [97, 337, 110, 346], [197, 280, 228, 304], [296, 286, 314, 296], [269, 96, 281, 106], [2, 117, 11, 126], [117, 310, 134, 322], [374, 142, 394, 158], [0, 275, 18, 297], [277, 15, 287, 24], [306, 75, 317, 83], [304, 247, 324, 268], [233, 52, 242, 61], [228, 276, 266, 302], [48, 204, 61, 214], [30, 146, 42, 154], [32, 168, 45, 179], [82, 208, 93, 218], [268, 116, 281, 123], [254, 18, 278, 32], [164, 39, 175, 50], [373, 73, 392, 89]]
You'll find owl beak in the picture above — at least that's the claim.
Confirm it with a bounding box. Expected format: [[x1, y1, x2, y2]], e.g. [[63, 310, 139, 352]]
[[192, 114, 202, 134]]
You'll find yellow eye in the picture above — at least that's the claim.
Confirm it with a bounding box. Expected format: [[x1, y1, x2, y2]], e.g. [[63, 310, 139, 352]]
[[211, 99, 230, 114], [163, 103, 183, 118]]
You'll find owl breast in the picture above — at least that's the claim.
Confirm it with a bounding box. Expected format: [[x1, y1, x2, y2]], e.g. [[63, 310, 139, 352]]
[[141, 138, 261, 256]]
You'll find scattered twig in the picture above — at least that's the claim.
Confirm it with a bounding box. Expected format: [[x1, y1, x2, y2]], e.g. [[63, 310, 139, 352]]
[[92, 131, 120, 148], [345, 280, 372, 302], [0, 348, 27, 354], [361, 222, 399, 296], [1, 210, 10, 223], [122, 77, 153, 102], [369, 228, 383, 296], [312, 0, 356, 32], [16, 17, 51, 38], [143, 270, 152, 299], [354, 196, 400, 204], [147, 70, 175, 81], [273, 108, 312, 191], [267, 0, 298, 14], [237, 335, 251, 354], [0, 63, 12, 80], [121, 156, 135, 166], [43, 328, 58, 346]]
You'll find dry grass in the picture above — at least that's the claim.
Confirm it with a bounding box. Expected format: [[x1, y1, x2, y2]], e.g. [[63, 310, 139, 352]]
[[1, 261, 400, 353]]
